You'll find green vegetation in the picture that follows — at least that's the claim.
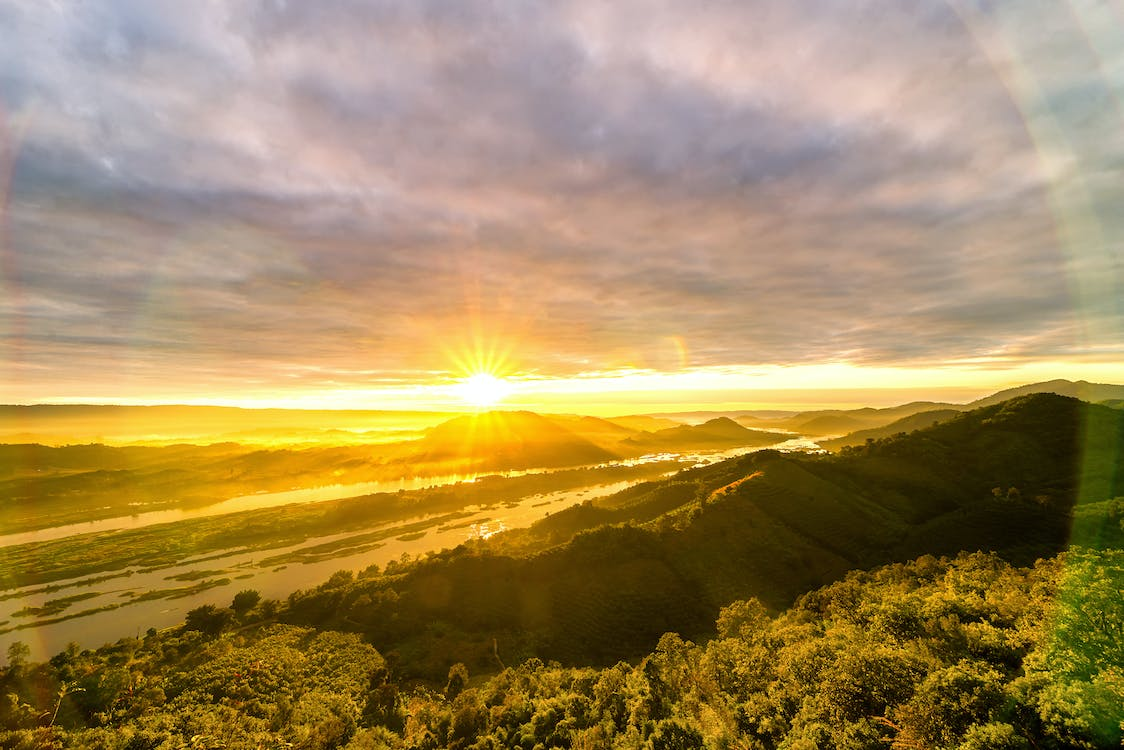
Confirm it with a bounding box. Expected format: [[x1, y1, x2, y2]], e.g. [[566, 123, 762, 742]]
[[126, 579, 232, 604], [2, 549, 1121, 748], [261, 394, 1122, 682], [817, 408, 963, 450], [1, 392, 1122, 747], [0, 440, 441, 534], [10, 594, 99, 620]]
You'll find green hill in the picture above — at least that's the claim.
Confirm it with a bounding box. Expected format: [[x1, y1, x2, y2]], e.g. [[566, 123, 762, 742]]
[[817, 408, 964, 450], [279, 393, 1124, 678]]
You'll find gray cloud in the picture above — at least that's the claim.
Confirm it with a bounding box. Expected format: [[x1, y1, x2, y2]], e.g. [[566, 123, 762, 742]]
[[1, 0, 1121, 400]]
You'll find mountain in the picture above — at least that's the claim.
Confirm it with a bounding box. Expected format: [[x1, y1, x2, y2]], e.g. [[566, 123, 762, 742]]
[[416, 412, 791, 467], [603, 415, 684, 433], [812, 380, 1124, 449], [736, 401, 958, 436], [788, 412, 872, 435], [414, 410, 620, 468], [620, 416, 790, 451], [816, 408, 964, 451], [967, 378, 1124, 407], [539, 414, 642, 453], [735, 381, 1124, 439], [10, 395, 1124, 750], [287, 393, 1124, 676]]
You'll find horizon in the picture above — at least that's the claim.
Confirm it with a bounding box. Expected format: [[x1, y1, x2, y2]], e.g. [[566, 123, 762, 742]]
[[2, 1, 1122, 410], [3, 372, 1123, 417], [2, 375, 1121, 431]]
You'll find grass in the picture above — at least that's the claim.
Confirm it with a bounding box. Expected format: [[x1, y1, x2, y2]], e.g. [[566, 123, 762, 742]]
[[127, 578, 232, 602], [11, 592, 100, 618]]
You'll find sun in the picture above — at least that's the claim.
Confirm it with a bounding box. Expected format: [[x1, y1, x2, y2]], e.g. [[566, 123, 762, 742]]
[[457, 372, 513, 408]]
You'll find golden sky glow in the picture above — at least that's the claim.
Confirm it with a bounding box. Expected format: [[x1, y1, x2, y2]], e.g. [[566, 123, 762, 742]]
[[23, 360, 1124, 416], [0, 0, 1121, 412]]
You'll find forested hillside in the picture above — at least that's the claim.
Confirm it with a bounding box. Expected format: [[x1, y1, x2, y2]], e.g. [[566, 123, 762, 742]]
[[276, 394, 1124, 678], [2, 549, 1121, 748], [2, 393, 1122, 748]]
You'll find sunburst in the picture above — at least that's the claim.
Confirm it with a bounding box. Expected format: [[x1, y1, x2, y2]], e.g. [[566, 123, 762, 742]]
[[457, 372, 513, 408]]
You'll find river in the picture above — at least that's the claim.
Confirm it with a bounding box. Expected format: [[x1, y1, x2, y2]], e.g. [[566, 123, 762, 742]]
[[0, 439, 820, 660]]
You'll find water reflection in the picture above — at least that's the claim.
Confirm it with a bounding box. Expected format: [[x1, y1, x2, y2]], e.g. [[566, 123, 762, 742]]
[[0, 441, 820, 658], [0, 476, 640, 658], [0, 444, 803, 549]]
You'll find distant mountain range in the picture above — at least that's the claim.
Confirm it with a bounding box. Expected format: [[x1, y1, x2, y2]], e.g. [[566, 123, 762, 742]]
[[620, 416, 787, 451], [728, 379, 1124, 443], [412, 412, 792, 469], [3, 379, 1122, 457], [814, 379, 1124, 450], [413, 411, 618, 467], [0, 409, 798, 533], [965, 378, 1124, 407]]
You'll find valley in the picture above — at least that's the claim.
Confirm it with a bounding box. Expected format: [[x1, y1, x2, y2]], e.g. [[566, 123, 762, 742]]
[[2, 384, 1123, 748], [0, 408, 815, 660]]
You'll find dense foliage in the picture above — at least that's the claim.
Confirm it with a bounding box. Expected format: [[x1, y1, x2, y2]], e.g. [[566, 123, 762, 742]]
[[2, 393, 1122, 748], [2, 549, 1122, 748]]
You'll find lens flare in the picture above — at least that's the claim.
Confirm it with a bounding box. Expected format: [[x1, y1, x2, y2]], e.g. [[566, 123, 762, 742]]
[[457, 372, 512, 408]]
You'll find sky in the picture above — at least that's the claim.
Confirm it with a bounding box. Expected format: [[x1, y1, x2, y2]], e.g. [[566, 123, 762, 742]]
[[1, 0, 1122, 412]]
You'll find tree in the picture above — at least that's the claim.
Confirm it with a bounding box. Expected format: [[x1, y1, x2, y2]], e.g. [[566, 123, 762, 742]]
[[647, 719, 704, 750], [231, 589, 261, 615], [893, 660, 1004, 747], [184, 604, 234, 635], [445, 663, 469, 701], [6, 641, 30, 674], [716, 598, 769, 640]]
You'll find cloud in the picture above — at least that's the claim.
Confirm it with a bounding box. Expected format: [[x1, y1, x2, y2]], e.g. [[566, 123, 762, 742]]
[[1, 0, 1121, 402]]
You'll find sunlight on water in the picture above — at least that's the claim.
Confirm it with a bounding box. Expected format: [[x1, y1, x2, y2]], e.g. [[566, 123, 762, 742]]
[[0, 443, 813, 549], [0, 442, 807, 658], [0, 472, 653, 658], [470, 522, 507, 540]]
